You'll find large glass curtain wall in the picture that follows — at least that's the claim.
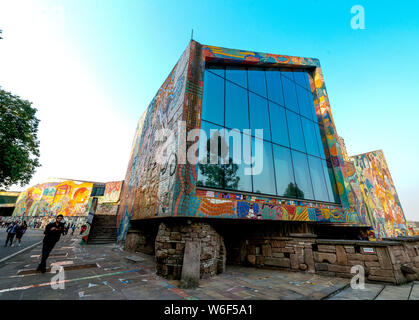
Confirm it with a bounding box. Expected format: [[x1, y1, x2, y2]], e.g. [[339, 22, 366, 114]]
[[198, 65, 340, 204]]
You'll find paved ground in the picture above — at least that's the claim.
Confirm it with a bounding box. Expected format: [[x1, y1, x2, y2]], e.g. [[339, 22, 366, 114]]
[[327, 281, 419, 300], [0, 234, 418, 300], [0, 228, 44, 260]]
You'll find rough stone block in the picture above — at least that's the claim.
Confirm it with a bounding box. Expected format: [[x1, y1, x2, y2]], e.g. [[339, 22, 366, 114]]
[[369, 268, 394, 277], [347, 253, 363, 260], [304, 248, 315, 273], [314, 252, 337, 264], [344, 246, 355, 254], [318, 245, 337, 253], [180, 241, 201, 288], [299, 264, 308, 271], [315, 263, 329, 271], [262, 245, 272, 257], [336, 245, 348, 265], [361, 254, 379, 262], [376, 247, 393, 270], [367, 275, 396, 284], [170, 232, 182, 241], [348, 260, 364, 267], [256, 256, 265, 265], [271, 240, 286, 248], [264, 257, 291, 268], [272, 252, 284, 258], [247, 254, 256, 265], [290, 254, 299, 270], [365, 261, 381, 268], [327, 264, 352, 273]]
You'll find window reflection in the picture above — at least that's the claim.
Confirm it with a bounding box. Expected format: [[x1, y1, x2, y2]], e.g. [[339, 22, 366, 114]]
[[252, 138, 276, 195], [202, 70, 224, 126], [292, 150, 314, 200], [226, 66, 247, 88], [286, 111, 306, 153], [273, 145, 295, 197], [225, 81, 249, 132], [249, 92, 271, 141], [308, 155, 330, 202], [199, 64, 339, 203]]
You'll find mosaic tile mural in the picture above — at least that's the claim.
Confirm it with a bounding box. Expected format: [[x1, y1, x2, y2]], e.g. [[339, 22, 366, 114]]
[[351, 150, 408, 238], [13, 179, 93, 218]]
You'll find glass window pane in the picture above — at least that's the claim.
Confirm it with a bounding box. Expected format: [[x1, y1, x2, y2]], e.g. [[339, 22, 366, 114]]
[[224, 132, 252, 192], [197, 121, 224, 188], [296, 85, 311, 119], [314, 124, 326, 159], [207, 65, 225, 78], [251, 138, 276, 195], [269, 103, 289, 147], [306, 90, 318, 122], [273, 145, 295, 197], [202, 70, 224, 126], [308, 155, 330, 202], [266, 69, 284, 106], [248, 69, 267, 97], [286, 111, 306, 152], [281, 68, 294, 81], [294, 70, 308, 89], [301, 118, 320, 157], [226, 66, 247, 88], [324, 160, 341, 203], [282, 76, 298, 112], [249, 92, 271, 141], [292, 150, 314, 200], [225, 81, 249, 132]]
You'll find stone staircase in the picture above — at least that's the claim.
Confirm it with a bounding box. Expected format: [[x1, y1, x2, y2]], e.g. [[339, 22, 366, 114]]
[[87, 214, 117, 244]]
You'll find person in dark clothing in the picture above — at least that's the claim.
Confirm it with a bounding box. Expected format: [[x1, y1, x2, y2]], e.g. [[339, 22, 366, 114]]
[[36, 215, 65, 273], [14, 221, 28, 246], [4, 222, 18, 247], [64, 223, 70, 235]]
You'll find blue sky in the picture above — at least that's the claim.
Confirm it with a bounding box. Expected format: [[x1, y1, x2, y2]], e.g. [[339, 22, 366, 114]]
[[0, 0, 418, 220]]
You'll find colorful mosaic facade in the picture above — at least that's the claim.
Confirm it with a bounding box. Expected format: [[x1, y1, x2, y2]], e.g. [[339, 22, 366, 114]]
[[351, 150, 408, 238], [117, 41, 407, 240]]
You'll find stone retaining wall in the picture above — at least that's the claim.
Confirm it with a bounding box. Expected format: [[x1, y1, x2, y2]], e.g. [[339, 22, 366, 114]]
[[245, 234, 419, 284], [154, 221, 226, 280]]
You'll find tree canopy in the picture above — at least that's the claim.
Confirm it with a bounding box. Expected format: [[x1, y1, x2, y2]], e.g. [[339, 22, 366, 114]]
[[0, 87, 40, 188]]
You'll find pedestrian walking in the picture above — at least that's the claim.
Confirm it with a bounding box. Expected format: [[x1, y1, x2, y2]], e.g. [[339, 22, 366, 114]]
[[71, 224, 76, 235], [36, 215, 65, 273], [13, 221, 28, 246], [64, 223, 70, 235], [4, 221, 18, 247]]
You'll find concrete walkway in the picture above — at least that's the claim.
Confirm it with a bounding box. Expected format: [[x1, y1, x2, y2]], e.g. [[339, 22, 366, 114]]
[[0, 235, 417, 300], [327, 281, 419, 300], [0, 229, 44, 261]]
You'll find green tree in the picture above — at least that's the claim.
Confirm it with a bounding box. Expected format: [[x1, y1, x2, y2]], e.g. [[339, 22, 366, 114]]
[[0, 87, 40, 188], [197, 133, 239, 189], [284, 182, 304, 199]]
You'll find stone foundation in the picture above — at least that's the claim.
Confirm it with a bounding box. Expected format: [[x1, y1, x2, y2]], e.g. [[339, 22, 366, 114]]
[[245, 234, 419, 284], [125, 229, 155, 255], [155, 221, 226, 280]]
